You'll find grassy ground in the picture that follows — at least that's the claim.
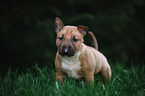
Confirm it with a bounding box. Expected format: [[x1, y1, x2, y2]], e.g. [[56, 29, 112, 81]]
[[0, 63, 145, 96]]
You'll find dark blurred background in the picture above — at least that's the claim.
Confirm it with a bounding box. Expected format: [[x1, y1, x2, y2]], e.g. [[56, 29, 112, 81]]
[[0, 0, 145, 74]]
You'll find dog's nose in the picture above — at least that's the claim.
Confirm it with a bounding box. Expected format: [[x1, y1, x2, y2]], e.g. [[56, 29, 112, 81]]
[[59, 45, 75, 57], [62, 45, 71, 55], [63, 48, 69, 54]]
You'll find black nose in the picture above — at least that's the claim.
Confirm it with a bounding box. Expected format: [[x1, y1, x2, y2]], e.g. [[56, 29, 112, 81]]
[[59, 45, 75, 57], [62, 45, 70, 55]]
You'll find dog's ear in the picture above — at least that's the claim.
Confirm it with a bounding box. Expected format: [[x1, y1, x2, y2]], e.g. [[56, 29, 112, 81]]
[[78, 25, 89, 36], [55, 17, 64, 33]]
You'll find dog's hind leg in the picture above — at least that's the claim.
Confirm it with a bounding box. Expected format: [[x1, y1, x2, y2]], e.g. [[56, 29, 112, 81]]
[[101, 66, 111, 83]]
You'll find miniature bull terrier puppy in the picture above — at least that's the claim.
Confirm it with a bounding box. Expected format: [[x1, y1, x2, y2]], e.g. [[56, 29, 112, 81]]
[[55, 17, 111, 85]]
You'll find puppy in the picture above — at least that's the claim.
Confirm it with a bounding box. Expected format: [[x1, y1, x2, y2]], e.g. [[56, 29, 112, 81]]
[[55, 17, 111, 85]]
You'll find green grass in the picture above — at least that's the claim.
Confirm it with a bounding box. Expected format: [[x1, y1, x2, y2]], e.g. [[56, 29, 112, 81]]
[[0, 63, 145, 96]]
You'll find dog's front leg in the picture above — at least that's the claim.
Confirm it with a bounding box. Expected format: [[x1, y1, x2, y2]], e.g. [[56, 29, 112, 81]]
[[56, 72, 65, 84], [85, 73, 94, 85]]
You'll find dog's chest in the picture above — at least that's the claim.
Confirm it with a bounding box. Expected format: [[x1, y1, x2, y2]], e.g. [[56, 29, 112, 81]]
[[61, 54, 81, 79]]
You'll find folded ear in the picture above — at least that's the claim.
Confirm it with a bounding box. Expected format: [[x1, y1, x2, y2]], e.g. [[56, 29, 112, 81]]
[[55, 17, 64, 33], [77, 25, 89, 36]]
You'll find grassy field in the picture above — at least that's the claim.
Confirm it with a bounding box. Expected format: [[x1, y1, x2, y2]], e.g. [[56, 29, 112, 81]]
[[0, 63, 145, 96]]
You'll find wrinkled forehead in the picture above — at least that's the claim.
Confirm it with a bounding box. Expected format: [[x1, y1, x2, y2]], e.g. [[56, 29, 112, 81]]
[[61, 26, 78, 34], [57, 26, 83, 38]]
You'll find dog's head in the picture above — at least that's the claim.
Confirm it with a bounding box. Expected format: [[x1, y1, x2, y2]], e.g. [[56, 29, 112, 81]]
[[55, 17, 88, 57]]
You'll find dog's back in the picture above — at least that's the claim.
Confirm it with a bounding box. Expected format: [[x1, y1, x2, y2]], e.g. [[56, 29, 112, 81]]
[[81, 32, 111, 82]]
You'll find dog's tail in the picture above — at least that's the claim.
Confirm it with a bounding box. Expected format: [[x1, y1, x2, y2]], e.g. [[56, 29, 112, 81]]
[[88, 31, 98, 50]]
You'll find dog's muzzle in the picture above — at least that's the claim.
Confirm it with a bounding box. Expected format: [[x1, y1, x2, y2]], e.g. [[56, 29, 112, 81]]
[[59, 45, 75, 57]]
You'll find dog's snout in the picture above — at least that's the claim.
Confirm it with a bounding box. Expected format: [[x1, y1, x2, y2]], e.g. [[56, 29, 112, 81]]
[[62, 45, 71, 54], [59, 45, 75, 57], [64, 48, 68, 53]]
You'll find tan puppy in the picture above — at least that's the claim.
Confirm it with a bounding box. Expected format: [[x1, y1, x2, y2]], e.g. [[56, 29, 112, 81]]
[[55, 17, 111, 85]]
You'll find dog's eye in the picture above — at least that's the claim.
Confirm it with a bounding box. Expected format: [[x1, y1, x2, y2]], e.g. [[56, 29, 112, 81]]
[[73, 36, 78, 42], [58, 34, 64, 40]]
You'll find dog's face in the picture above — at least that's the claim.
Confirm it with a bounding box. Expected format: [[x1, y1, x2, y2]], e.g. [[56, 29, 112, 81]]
[[55, 17, 88, 57]]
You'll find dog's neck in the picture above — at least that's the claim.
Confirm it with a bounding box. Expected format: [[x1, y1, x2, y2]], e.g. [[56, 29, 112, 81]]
[[62, 51, 81, 64], [61, 43, 84, 68]]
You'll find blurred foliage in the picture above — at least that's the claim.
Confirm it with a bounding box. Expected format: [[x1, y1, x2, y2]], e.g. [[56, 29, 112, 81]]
[[0, 0, 145, 73]]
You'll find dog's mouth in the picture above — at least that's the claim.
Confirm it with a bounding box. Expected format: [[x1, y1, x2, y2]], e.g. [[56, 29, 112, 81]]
[[59, 45, 75, 57]]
